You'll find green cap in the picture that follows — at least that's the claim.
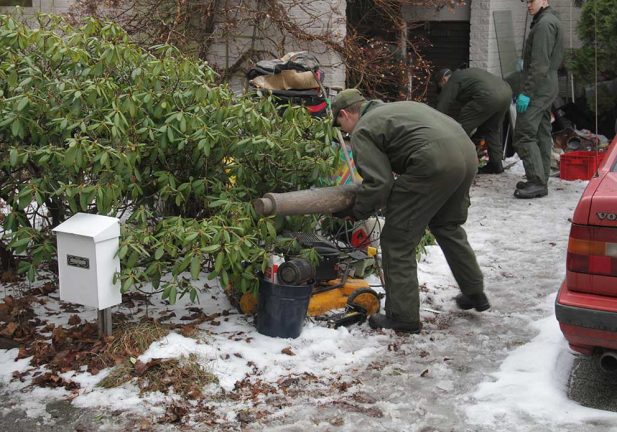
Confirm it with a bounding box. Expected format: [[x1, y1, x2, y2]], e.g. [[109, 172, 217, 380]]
[[331, 88, 366, 126]]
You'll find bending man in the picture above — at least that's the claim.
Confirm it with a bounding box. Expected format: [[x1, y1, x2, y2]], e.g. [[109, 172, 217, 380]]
[[435, 67, 512, 174], [331, 89, 490, 333]]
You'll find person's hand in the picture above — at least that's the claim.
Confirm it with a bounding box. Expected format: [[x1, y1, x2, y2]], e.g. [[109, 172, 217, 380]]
[[332, 207, 355, 221], [515, 58, 524, 72], [516, 93, 530, 113]]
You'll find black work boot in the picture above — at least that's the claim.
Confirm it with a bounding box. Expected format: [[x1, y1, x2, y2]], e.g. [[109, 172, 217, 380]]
[[368, 314, 421, 334], [514, 183, 548, 199], [455, 292, 491, 312], [516, 181, 530, 189]]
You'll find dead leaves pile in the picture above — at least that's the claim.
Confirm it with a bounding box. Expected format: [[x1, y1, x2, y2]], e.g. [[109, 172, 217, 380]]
[[99, 354, 218, 400], [0, 287, 174, 392]]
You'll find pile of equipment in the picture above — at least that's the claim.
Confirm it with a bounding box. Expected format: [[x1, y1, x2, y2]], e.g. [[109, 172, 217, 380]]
[[247, 51, 328, 117]]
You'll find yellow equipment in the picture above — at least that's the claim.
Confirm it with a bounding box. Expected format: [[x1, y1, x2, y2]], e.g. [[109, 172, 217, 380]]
[[307, 278, 379, 316]]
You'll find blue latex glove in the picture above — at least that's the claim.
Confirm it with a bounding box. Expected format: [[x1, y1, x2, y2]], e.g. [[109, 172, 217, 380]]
[[516, 93, 530, 113], [515, 58, 524, 72]]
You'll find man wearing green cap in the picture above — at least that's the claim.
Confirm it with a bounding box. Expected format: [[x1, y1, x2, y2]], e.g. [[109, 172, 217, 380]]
[[435, 68, 512, 174], [331, 89, 489, 333]]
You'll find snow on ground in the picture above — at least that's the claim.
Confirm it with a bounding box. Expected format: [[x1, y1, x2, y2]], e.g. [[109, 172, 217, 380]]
[[467, 296, 617, 429], [1, 157, 617, 431]]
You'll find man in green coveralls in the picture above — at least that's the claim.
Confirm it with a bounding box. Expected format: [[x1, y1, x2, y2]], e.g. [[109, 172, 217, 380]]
[[435, 68, 512, 174], [513, 0, 563, 198], [331, 89, 490, 333]]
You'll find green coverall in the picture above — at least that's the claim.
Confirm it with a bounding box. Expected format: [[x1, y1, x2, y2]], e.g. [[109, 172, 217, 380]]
[[436, 68, 512, 170], [514, 6, 564, 186], [349, 100, 484, 325]]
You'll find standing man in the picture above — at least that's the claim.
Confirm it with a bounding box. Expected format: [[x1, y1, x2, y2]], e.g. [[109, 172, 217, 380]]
[[435, 68, 512, 174], [331, 89, 489, 333], [513, 0, 563, 198]]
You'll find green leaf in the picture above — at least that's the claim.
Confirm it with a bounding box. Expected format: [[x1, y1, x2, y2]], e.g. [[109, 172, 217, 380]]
[[169, 285, 177, 304], [154, 247, 164, 260], [79, 192, 88, 211], [176, 254, 191, 274], [10, 237, 30, 251], [121, 277, 133, 293], [190, 254, 200, 279], [214, 251, 224, 273], [127, 252, 138, 268], [18, 190, 32, 210], [118, 245, 129, 259], [10, 119, 22, 137], [16, 97, 28, 112], [266, 223, 276, 238], [27, 265, 36, 282], [9, 149, 18, 167], [202, 244, 220, 254], [184, 232, 198, 243]]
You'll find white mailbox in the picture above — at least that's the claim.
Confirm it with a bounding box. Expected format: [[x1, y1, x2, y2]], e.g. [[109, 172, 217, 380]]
[[53, 213, 122, 310]]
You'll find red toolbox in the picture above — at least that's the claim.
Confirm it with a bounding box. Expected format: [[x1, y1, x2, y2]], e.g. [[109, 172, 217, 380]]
[[559, 151, 607, 180]]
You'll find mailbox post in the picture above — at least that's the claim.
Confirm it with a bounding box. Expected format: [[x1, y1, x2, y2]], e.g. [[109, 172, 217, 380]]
[[52, 213, 122, 337]]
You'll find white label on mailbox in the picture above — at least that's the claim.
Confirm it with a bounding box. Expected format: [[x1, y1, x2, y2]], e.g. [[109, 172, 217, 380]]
[[67, 254, 89, 269]]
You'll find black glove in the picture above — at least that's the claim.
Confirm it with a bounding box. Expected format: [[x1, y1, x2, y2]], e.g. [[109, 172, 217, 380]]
[[332, 207, 355, 221]]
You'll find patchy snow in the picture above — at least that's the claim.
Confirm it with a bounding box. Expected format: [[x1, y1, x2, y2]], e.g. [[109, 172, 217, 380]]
[[1, 156, 617, 431], [467, 296, 617, 428]]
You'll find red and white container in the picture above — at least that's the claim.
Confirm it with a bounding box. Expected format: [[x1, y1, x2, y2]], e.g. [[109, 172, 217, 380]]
[[264, 254, 285, 284]]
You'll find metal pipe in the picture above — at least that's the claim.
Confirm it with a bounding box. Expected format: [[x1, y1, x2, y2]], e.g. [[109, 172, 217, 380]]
[[253, 184, 360, 217], [599, 351, 617, 373]]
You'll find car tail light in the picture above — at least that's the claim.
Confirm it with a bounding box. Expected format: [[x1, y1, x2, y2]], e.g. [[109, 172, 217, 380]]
[[567, 224, 617, 276]]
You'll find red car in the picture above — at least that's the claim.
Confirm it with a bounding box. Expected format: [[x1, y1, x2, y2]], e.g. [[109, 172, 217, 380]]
[[555, 134, 617, 372]]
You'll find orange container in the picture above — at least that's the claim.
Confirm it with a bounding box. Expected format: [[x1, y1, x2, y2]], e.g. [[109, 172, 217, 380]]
[[559, 151, 606, 180]]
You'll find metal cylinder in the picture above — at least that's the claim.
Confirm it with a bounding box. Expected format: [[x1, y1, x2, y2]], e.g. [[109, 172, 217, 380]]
[[277, 258, 316, 286], [599, 351, 617, 373], [252, 184, 360, 217]]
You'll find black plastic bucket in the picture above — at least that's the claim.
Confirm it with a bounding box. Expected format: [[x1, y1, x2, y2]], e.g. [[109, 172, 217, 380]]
[[256, 278, 313, 339]]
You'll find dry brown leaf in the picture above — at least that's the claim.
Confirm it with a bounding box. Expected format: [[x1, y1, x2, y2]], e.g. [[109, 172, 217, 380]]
[[3, 296, 14, 308], [179, 325, 197, 337], [1, 321, 17, 337], [138, 419, 152, 431], [187, 388, 202, 399], [135, 359, 162, 376], [1, 271, 19, 283], [67, 315, 81, 326], [281, 347, 295, 356]]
